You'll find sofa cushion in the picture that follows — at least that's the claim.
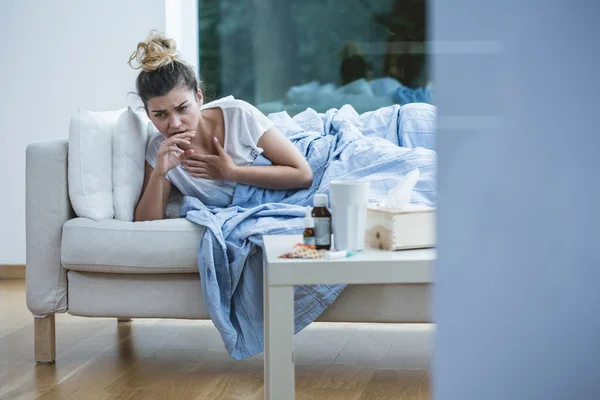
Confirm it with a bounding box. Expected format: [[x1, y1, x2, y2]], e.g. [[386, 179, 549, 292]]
[[112, 107, 151, 221], [61, 218, 205, 273], [68, 108, 126, 221]]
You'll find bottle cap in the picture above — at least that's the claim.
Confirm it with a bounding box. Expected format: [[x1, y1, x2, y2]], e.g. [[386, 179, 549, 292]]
[[314, 194, 328, 207], [304, 206, 314, 228]]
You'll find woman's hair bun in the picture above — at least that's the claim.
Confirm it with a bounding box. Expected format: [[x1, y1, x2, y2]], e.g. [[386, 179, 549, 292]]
[[338, 41, 364, 60], [128, 30, 180, 72]]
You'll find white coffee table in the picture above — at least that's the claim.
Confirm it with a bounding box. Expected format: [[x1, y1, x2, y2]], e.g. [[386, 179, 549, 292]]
[[262, 234, 435, 400]]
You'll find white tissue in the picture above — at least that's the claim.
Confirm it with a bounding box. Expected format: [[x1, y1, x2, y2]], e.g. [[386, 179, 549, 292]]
[[383, 169, 421, 209]]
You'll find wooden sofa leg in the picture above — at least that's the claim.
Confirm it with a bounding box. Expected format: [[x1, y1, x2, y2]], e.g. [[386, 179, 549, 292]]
[[117, 318, 132, 323], [34, 314, 56, 364]]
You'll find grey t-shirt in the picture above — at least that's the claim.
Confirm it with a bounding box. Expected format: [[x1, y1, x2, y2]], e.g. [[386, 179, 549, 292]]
[[145, 97, 274, 208]]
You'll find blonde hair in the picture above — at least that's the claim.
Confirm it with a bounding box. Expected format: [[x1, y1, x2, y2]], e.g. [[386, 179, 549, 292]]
[[338, 41, 364, 60], [128, 30, 182, 72], [128, 30, 201, 109]]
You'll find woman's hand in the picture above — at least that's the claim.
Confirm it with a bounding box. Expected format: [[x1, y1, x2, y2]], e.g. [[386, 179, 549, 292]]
[[154, 131, 196, 176], [181, 137, 237, 181], [214, 126, 313, 190]]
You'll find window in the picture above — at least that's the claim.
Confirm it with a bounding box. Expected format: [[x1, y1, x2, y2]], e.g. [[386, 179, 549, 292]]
[[199, 0, 431, 115]]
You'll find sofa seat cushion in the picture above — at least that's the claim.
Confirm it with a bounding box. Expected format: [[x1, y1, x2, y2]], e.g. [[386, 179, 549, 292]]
[[61, 217, 205, 274]]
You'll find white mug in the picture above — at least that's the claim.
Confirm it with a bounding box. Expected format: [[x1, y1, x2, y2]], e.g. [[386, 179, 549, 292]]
[[329, 180, 370, 251]]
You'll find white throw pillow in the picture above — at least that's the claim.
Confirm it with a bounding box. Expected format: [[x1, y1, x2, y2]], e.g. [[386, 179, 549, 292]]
[[112, 107, 151, 221], [68, 108, 125, 221]]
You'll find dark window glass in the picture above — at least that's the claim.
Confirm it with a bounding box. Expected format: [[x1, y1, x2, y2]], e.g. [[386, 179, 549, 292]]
[[199, 0, 431, 115]]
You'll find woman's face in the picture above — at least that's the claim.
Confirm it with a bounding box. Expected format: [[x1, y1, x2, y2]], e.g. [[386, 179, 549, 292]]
[[146, 86, 203, 138]]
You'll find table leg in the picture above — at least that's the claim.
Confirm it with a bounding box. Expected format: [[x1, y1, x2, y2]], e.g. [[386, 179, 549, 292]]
[[264, 264, 295, 399]]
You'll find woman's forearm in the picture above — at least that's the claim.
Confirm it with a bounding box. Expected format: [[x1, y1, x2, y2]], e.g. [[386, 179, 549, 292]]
[[230, 165, 313, 190], [134, 172, 169, 221]]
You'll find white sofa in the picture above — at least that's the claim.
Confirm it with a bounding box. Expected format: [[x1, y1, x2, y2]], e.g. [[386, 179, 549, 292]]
[[25, 139, 431, 363]]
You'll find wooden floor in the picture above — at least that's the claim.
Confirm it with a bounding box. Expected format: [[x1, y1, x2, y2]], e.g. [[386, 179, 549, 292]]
[[0, 280, 433, 400]]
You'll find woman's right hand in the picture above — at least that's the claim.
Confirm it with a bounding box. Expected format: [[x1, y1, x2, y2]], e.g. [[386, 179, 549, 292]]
[[154, 131, 196, 176]]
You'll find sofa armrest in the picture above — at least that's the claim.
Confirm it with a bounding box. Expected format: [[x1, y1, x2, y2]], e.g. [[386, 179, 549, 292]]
[[26, 139, 74, 316]]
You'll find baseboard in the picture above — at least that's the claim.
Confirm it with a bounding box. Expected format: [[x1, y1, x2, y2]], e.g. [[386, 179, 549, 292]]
[[0, 265, 25, 280]]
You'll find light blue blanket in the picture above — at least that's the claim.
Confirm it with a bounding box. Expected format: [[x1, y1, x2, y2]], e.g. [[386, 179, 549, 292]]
[[180, 103, 437, 360]]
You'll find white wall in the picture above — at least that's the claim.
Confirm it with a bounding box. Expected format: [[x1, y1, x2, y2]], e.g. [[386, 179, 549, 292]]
[[433, 1, 600, 399], [166, 0, 199, 67], [0, 0, 197, 264]]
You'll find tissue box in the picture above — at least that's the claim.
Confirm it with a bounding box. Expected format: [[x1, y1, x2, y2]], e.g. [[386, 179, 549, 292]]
[[365, 203, 436, 250]]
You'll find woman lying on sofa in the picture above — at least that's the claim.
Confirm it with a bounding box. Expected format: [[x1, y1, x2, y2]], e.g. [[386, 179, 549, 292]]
[[128, 30, 437, 360], [131, 31, 314, 221]]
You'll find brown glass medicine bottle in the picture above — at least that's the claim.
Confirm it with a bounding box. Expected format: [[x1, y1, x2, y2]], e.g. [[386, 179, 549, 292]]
[[312, 194, 332, 250], [303, 206, 316, 246]]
